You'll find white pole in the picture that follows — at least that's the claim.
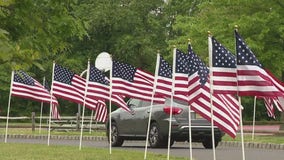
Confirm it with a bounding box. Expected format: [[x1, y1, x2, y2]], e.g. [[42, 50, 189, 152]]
[[109, 61, 113, 155], [39, 77, 46, 134], [235, 27, 246, 160], [252, 96, 257, 140], [239, 97, 246, 160], [188, 41, 193, 160], [188, 105, 193, 160], [89, 110, 94, 134], [144, 53, 159, 160], [5, 71, 14, 143], [48, 62, 56, 146], [208, 34, 216, 160], [79, 60, 90, 150], [167, 48, 176, 160]]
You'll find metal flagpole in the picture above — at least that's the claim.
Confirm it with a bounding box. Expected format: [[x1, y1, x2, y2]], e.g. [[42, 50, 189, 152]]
[[48, 62, 55, 146], [208, 32, 216, 160], [235, 25, 246, 160], [144, 53, 160, 160], [188, 104, 193, 160], [5, 71, 14, 143], [109, 60, 113, 155], [188, 39, 193, 160], [167, 47, 176, 160], [39, 77, 46, 134], [79, 60, 90, 150], [89, 110, 94, 134], [239, 97, 246, 160], [252, 96, 257, 140]]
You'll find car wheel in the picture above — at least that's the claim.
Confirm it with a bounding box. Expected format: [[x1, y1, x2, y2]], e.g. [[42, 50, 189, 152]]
[[107, 122, 124, 147], [202, 137, 219, 149], [148, 122, 164, 148]]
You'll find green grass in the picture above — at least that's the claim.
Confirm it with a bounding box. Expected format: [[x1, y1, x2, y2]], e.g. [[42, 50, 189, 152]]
[[0, 143, 189, 160], [222, 134, 284, 144]]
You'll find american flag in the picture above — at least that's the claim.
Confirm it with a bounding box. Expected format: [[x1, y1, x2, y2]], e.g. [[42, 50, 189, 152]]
[[235, 30, 284, 97], [262, 97, 276, 118], [264, 69, 284, 112], [271, 97, 284, 112], [52, 64, 98, 110], [11, 70, 58, 106], [94, 100, 108, 122], [186, 45, 240, 138], [112, 60, 164, 103], [211, 37, 238, 94], [44, 80, 61, 119], [87, 64, 110, 100], [154, 54, 173, 98], [87, 64, 131, 112], [174, 49, 191, 97]]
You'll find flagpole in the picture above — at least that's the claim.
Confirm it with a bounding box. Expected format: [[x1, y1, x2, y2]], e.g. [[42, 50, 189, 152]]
[[167, 47, 176, 160], [144, 52, 160, 160], [239, 97, 245, 160], [208, 32, 216, 160], [188, 39, 193, 160], [79, 60, 90, 150], [5, 71, 14, 143], [235, 25, 246, 160], [109, 59, 113, 155], [39, 77, 46, 134], [252, 96, 257, 140], [48, 62, 56, 146]]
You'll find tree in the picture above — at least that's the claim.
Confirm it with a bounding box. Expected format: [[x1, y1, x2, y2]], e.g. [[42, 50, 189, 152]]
[[0, 0, 88, 116], [166, 0, 284, 120], [70, 0, 168, 72]]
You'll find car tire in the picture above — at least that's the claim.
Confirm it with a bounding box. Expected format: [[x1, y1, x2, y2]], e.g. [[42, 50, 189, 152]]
[[202, 137, 219, 149], [148, 122, 164, 148], [107, 122, 124, 147], [160, 138, 174, 148]]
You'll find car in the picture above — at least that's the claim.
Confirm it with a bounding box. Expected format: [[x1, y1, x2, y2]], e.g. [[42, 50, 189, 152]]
[[106, 98, 224, 148]]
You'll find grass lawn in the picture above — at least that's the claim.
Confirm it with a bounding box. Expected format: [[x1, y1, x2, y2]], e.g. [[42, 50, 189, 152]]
[[222, 134, 284, 144], [0, 143, 189, 160]]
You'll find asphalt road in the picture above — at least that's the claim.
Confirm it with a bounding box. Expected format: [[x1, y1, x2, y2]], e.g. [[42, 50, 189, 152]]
[[2, 137, 283, 160]]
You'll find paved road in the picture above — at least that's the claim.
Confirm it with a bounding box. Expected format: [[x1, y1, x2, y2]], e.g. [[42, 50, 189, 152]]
[[2, 137, 284, 160]]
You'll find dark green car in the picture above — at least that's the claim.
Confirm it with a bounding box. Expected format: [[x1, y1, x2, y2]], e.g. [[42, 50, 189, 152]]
[[106, 98, 224, 148]]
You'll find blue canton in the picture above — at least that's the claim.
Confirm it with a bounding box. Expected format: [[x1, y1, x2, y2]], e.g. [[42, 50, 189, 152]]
[[175, 49, 190, 74], [188, 44, 209, 86], [235, 31, 262, 67], [89, 64, 109, 85], [112, 61, 136, 82], [54, 64, 75, 85], [14, 70, 35, 86], [158, 56, 172, 78], [212, 37, 236, 68]]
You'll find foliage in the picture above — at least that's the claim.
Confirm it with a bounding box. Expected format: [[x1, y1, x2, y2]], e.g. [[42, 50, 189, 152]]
[[0, 0, 283, 121]]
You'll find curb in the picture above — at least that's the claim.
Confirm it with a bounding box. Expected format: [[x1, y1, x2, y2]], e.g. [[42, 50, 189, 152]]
[[219, 141, 284, 150], [1, 134, 283, 150]]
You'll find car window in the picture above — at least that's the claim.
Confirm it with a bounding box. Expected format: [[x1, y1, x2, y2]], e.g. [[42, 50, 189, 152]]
[[127, 98, 141, 108]]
